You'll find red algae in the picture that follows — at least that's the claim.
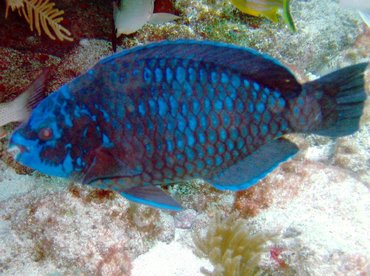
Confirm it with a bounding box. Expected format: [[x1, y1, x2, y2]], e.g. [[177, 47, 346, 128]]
[[234, 159, 314, 217], [269, 246, 288, 269], [96, 246, 132, 276], [154, 0, 180, 15]]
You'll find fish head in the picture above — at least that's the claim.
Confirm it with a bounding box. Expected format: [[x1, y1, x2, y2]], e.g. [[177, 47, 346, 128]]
[[8, 88, 96, 179]]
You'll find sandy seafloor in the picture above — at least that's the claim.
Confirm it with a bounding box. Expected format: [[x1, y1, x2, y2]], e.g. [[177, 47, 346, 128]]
[[0, 0, 369, 275]]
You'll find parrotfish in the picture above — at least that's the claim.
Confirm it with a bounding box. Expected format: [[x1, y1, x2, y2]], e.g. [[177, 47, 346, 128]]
[[114, 0, 180, 36], [8, 40, 367, 210], [230, 0, 296, 32]]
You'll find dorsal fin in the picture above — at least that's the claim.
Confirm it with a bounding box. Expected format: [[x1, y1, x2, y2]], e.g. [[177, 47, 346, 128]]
[[100, 40, 301, 96]]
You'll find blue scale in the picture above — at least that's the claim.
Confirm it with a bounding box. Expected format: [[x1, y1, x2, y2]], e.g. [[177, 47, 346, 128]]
[[176, 66, 186, 83]]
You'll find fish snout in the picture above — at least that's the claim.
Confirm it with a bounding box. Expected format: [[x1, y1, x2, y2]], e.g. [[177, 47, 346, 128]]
[[7, 144, 27, 160]]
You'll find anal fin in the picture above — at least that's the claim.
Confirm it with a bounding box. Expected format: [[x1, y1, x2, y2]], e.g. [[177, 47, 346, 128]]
[[208, 138, 299, 191], [122, 184, 183, 211]]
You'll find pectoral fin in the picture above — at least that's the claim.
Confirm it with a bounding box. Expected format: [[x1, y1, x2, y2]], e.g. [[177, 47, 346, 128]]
[[82, 147, 142, 184], [207, 138, 299, 191]]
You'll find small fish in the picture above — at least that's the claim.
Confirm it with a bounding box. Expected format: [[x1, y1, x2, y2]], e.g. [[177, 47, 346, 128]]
[[230, 0, 296, 32], [114, 0, 180, 36], [339, 0, 370, 27], [8, 40, 367, 210], [0, 70, 47, 138]]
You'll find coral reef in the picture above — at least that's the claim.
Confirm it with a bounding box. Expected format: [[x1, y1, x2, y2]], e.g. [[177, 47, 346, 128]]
[[333, 125, 370, 177], [173, 0, 365, 73], [0, 0, 112, 56], [0, 47, 59, 102], [168, 179, 234, 215], [46, 38, 112, 92], [0, 171, 175, 274], [234, 158, 312, 217], [174, 209, 197, 229], [248, 162, 370, 275]]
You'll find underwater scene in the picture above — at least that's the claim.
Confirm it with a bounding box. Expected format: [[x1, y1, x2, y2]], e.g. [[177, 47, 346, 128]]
[[0, 0, 369, 275]]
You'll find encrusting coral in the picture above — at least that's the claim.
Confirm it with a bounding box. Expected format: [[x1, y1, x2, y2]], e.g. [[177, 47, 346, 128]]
[[192, 213, 277, 275], [0, 182, 175, 274], [4, 0, 73, 41]]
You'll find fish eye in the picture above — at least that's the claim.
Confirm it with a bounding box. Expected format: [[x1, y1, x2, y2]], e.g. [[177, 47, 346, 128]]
[[38, 127, 53, 141]]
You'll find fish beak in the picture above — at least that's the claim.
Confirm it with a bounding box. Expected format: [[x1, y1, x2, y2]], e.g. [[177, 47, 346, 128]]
[[7, 145, 27, 160]]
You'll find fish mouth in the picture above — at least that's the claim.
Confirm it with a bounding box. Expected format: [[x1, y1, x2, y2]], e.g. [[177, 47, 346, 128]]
[[7, 144, 28, 160]]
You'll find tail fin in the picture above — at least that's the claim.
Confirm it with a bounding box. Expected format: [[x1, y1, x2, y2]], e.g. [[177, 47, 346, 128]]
[[303, 62, 368, 137], [0, 69, 48, 128]]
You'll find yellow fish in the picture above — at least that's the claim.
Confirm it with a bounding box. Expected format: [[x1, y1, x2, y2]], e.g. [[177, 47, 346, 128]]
[[230, 0, 296, 32]]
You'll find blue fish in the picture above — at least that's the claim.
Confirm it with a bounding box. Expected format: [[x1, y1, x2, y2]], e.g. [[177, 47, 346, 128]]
[[8, 40, 368, 210]]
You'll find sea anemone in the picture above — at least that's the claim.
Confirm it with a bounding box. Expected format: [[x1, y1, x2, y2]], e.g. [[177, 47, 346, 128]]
[[193, 213, 276, 275]]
